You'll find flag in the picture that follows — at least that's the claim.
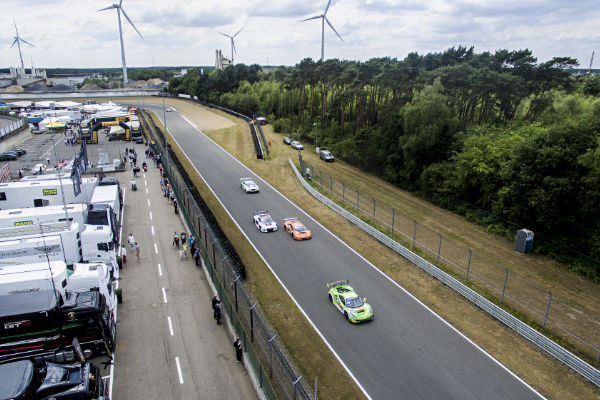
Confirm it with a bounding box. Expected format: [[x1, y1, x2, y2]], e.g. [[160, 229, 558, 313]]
[[70, 158, 82, 197], [79, 140, 88, 170]]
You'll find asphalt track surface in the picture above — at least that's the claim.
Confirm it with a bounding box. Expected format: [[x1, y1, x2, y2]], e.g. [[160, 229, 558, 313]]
[[149, 105, 545, 400]]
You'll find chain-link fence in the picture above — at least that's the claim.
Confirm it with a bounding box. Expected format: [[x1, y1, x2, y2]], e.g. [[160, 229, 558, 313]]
[[142, 110, 313, 400], [302, 160, 600, 365]]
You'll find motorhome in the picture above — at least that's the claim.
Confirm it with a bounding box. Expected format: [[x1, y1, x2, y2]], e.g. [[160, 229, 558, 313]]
[[0, 178, 98, 210], [0, 222, 82, 267], [0, 203, 88, 231], [69, 262, 115, 311], [87, 203, 119, 243]]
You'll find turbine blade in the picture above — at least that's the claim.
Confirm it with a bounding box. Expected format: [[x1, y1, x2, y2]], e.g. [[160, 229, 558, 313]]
[[217, 31, 232, 38], [121, 8, 143, 39], [299, 15, 321, 22], [233, 26, 245, 38], [119, 0, 123, 6], [20, 38, 35, 47], [324, 0, 332, 15], [97, 5, 117, 11], [232, 39, 237, 55], [325, 17, 343, 41], [11, 39, 18, 48]]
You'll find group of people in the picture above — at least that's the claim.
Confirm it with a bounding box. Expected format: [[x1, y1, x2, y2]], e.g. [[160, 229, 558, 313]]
[[173, 231, 200, 265], [63, 136, 77, 146]]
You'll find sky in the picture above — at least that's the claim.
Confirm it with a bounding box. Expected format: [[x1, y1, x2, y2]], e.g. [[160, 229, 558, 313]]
[[2, 0, 599, 69]]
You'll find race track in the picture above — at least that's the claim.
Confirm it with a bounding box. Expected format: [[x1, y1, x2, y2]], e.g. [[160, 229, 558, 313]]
[[149, 105, 544, 400]]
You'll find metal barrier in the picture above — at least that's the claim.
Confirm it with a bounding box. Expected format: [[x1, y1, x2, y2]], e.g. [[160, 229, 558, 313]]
[[291, 158, 600, 387], [0, 117, 25, 138], [141, 109, 313, 399]]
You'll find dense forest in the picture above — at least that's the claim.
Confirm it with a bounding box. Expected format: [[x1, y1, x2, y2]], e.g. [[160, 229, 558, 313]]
[[168, 47, 600, 280]]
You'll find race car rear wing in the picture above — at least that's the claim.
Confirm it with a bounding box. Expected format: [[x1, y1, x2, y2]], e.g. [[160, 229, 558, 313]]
[[253, 210, 268, 216], [283, 217, 299, 221], [327, 280, 350, 288], [240, 177, 254, 181]]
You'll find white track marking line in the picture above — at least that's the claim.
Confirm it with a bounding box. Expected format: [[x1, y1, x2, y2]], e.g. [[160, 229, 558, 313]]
[[151, 226, 155, 235], [158, 263, 162, 276], [149, 211, 153, 220], [167, 316, 174, 336], [147, 198, 151, 206], [146, 187, 149, 194], [162, 287, 167, 303], [154, 243, 158, 254], [175, 357, 184, 384]]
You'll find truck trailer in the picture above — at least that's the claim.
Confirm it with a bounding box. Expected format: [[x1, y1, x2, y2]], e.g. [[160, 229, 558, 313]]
[[0, 178, 98, 210], [0, 203, 88, 229]]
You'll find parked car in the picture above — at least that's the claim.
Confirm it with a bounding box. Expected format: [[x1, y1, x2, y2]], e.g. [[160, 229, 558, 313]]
[[12, 148, 27, 156], [135, 136, 144, 144], [320, 150, 334, 162], [0, 152, 18, 161], [283, 136, 292, 145], [291, 141, 304, 150]]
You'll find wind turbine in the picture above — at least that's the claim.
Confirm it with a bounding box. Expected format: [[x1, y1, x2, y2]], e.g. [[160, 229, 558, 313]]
[[217, 27, 245, 65], [300, 0, 343, 61], [98, 0, 143, 84], [11, 19, 35, 73]]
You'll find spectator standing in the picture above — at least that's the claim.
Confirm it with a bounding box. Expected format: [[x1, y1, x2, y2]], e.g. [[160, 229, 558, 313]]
[[194, 248, 200, 266], [172, 231, 180, 248], [128, 233, 135, 250], [211, 296, 221, 316], [215, 303, 222, 324], [233, 338, 242, 362], [135, 242, 141, 261], [173, 198, 178, 214]]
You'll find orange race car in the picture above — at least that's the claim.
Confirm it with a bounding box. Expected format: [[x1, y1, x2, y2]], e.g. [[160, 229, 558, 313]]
[[283, 218, 312, 240]]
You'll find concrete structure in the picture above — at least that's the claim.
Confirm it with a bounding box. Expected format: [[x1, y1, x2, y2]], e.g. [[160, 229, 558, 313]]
[[215, 49, 232, 70]]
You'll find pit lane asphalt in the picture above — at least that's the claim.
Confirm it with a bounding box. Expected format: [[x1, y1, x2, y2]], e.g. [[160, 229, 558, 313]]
[[147, 104, 546, 400]]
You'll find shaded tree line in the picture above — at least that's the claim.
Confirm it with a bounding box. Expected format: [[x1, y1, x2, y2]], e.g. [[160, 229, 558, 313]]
[[168, 47, 600, 280]]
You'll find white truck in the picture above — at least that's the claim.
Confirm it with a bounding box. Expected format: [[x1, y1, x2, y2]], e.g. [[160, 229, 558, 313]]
[[0, 203, 88, 230], [81, 224, 117, 267], [69, 262, 116, 311], [0, 222, 82, 267], [0, 178, 98, 210], [90, 184, 121, 221]]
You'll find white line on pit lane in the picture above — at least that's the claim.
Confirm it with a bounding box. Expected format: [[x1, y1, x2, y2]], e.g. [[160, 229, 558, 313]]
[[154, 243, 158, 254], [151, 226, 155, 235], [167, 316, 174, 336], [149, 211, 153, 220], [146, 187, 149, 194], [175, 357, 184, 384], [158, 263, 162, 276], [147, 198, 151, 206], [162, 288, 167, 303]]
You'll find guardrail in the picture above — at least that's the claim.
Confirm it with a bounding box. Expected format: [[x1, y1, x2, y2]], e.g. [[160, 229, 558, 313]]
[[140, 109, 313, 399], [290, 158, 600, 388], [254, 122, 270, 159]]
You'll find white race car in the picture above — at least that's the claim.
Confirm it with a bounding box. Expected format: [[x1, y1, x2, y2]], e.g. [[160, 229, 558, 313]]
[[240, 178, 259, 193], [253, 211, 277, 232]]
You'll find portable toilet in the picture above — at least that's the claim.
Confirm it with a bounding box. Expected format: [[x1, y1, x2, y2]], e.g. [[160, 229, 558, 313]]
[[515, 229, 534, 253]]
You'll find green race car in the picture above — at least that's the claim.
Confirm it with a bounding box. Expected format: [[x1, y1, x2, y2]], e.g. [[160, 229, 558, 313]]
[[327, 280, 374, 323]]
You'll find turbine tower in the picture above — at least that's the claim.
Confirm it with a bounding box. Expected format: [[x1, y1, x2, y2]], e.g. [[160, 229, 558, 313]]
[[11, 19, 35, 74], [217, 27, 245, 65], [300, 0, 343, 61], [98, 0, 143, 84]]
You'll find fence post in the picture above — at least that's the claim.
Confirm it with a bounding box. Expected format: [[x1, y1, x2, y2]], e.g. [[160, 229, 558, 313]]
[[330, 176, 332, 193], [356, 190, 360, 212], [596, 352, 600, 367], [542, 291, 553, 330], [268, 335, 276, 378], [501, 268, 509, 303], [250, 303, 256, 342], [466, 249, 472, 281], [342, 183, 345, 205], [391, 209, 395, 236], [320, 170, 322, 185], [372, 199, 376, 222], [234, 276, 239, 312], [412, 220, 417, 249], [293, 376, 302, 400], [436, 233, 442, 265]]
